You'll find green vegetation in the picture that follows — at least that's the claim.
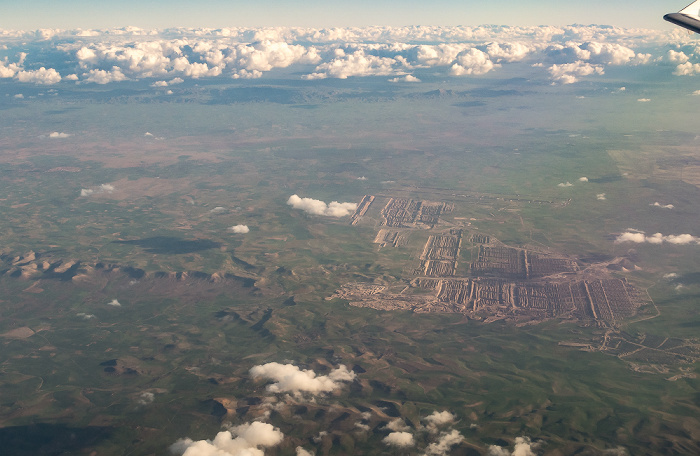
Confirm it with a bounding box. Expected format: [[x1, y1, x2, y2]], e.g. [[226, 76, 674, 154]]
[[0, 78, 699, 455]]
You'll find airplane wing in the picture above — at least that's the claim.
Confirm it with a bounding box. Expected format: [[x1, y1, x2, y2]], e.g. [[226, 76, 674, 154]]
[[665, 1, 700, 33]]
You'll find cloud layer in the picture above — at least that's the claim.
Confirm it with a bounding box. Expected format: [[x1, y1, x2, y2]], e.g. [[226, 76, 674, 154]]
[[0, 25, 692, 86]]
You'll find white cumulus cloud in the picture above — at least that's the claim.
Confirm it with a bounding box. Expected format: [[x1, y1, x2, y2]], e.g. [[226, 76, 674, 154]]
[[650, 202, 674, 209], [422, 430, 464, 456], [614, 231, 700, 245], [170, 422, 284, 456], [230, 224, 250, 233], [49, 131, 71, 138], [548, 61, 604, 84], [296, 447, 314, 456], [249, 362, 356, 395], [287, 194, 357, 217], [16, 67, 61, 84], [557, 182, 573, 187], [383, 432, 415, 448], [488, 436, 538, 456]]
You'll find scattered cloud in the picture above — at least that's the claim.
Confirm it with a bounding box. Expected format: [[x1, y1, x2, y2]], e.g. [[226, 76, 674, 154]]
[[249, 362, 356, 395], [107, 299, 121, 307], [388, 74, 421, 82], [384, 418, 411, 432], [650, 202, 674, 209], [487, 436, 538, 456], [557, 182, 573, 187], [597, 193, 607, 200], [170, 422, 284, 456], [450, 48, 499, 76], [637, 98, 651, 102], [77, 312, 96, 320], [548, 61, 603, 84], [354, 422, 370, 431], [423, 410, 455, 428], [80, 183, 115, 197], [383, 432, 415, 448], [82, 66, 128, 84], [578, 176, 588, 182], [14, 93, 23, 98], [296, 447, 315, 456], [230, 224, 250, 234], [138, 392, 155, 405], [210, 207, 226, 214], [49, 131, 71, 138], [422, 430, 464, 456], [663, 272, 678, 280], [614, 231, 700, 245], [287, 194, 357, 217], [16, 67, 61, 84]]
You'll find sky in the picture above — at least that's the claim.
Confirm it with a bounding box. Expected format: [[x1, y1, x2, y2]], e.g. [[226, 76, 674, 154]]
[[0, 0, 682, 30]]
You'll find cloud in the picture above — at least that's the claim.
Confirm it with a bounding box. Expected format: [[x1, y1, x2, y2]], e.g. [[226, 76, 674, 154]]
[[557, 182, 573, 187], [423, 411, 455, 427], [449, 48, 499, 76], [597, 193, 607, 200], [138, 392, 155, 405], [81, 183, 115, 197], [384, 418, 410, 432], [0, 26, 686, 89], [230, 224, 250, 234], [249, 362, 356, 395], [77, 313, 96, 320], [614, 231, 700, 245], [383, 432, 415, 448], [287, 194, 357, 217], [14, 94, 23, 99], [49, 131, 71, 138], [637, 98, 650, 102], [548, 61, 603, 84], [82, 66, 128, 84], [170, 422, 284, 456], [422, 430, 464, 456], [650, 202, 674, 209], [296, 447, 314, 456], [15, 67, 61, 84], [487, 436, 538, 456], [209, 207, 226, 213], [107, 299, 121, 307], [663, 272, 678, 280], [354, 422, 370, 431], [578, 176, 588, 182], [389, 74, 421, 82]]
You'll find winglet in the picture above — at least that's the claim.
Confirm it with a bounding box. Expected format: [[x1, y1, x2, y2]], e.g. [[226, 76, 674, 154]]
[[665, 1, 700, 34]]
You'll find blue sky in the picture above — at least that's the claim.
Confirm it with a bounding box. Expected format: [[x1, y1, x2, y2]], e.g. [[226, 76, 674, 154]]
[[1, 0, 680, 30]]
